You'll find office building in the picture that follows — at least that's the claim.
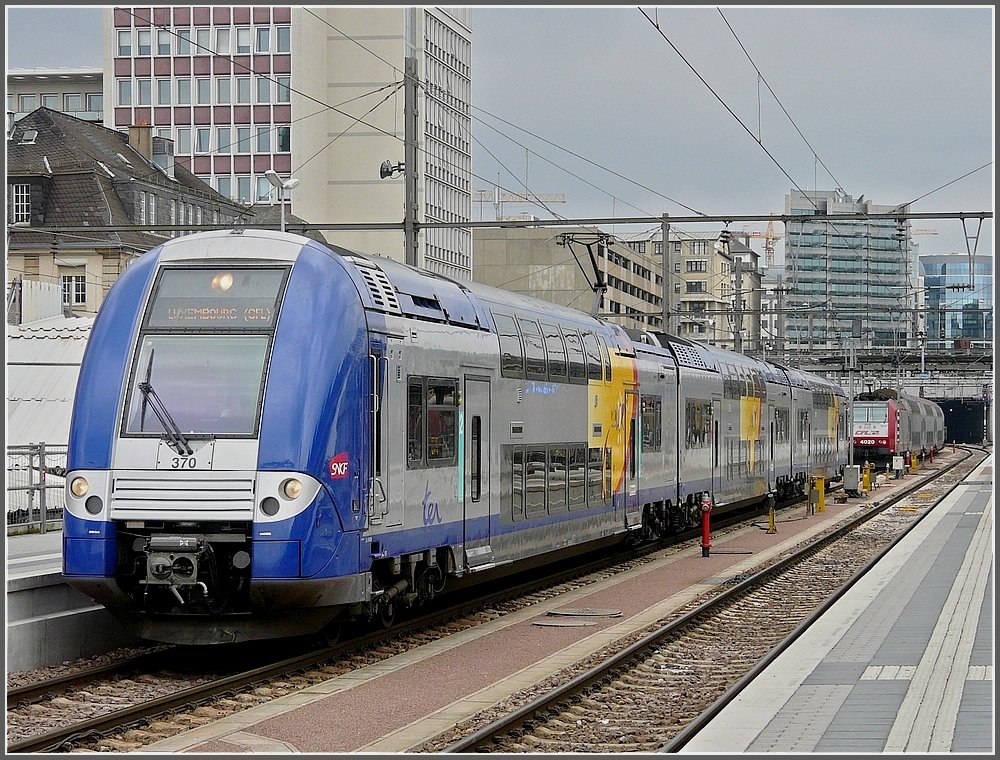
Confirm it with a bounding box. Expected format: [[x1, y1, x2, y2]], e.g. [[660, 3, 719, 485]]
[[7, 68, 104, 123], [920, 253, 993, 350], [784, 189, 917, 352], [104, 6, 472, 278]]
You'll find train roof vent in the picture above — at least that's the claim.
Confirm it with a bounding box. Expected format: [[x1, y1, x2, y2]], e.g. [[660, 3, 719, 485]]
[[357, 265, 402, 314], [668, 341, 713, 370]]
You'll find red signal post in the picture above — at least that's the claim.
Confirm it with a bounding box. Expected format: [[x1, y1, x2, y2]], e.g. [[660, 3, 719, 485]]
[[701, 493, 713, 557]]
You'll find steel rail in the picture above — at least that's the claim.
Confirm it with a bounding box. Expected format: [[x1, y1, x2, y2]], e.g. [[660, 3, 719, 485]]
[[4, 503, 759, 753], [442, 447, 979, 753]]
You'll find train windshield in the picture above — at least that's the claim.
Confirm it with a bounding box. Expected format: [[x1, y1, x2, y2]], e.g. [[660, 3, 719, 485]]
[[125, 336, 270, 436], [122, 266, 289, 438], [853, 405, 888, 423]]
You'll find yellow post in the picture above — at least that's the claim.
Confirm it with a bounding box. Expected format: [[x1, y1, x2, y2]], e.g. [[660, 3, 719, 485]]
[[767, 506, 777, 534], [910, 453, 919, 474], [862, 464, 872, 493], [816, 476, 825, 512]]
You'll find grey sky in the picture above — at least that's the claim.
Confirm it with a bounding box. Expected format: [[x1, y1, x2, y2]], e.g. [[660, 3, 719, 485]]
[[6, 5, 994, 260]]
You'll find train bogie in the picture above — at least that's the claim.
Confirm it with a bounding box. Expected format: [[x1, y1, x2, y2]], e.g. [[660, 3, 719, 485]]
[[64, 230, 849, 645]]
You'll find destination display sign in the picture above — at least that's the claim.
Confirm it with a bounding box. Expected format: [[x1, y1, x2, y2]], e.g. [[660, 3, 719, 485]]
[[146, 267, 289, 329]]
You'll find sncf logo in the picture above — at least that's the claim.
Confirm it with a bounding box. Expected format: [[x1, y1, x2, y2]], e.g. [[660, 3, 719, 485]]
[[328, 453, 350, 479]]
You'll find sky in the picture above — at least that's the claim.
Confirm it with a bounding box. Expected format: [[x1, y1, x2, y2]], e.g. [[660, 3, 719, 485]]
[[6, 4, 994, 262]]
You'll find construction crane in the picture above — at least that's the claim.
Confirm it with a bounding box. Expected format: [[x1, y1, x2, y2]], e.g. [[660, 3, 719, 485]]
[[473, 186, 566, 220], [740, 220, 783, 268]]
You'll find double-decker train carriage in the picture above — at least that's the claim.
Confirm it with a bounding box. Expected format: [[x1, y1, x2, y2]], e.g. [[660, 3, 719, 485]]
[[63, 230, 847, 644], [852, 389, 946, 465]]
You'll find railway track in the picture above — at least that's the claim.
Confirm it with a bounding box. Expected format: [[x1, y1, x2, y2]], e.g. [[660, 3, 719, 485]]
[[6, 450, 978, 753], [431, 448, 984, 752], [4, 503, 765, 753]]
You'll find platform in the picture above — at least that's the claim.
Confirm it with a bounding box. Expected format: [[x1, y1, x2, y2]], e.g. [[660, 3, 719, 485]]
[[682, 451, 994, 753], [6, 529, 138, 672]]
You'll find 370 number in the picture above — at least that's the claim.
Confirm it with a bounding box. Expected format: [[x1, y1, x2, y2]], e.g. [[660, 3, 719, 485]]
[[171, 457, 198, 469]]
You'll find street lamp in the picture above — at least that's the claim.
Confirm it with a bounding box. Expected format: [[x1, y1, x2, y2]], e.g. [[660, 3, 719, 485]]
[[264, 170, 300, 233]]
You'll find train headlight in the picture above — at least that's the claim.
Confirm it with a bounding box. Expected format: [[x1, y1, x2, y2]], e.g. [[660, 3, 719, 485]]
[[70, 477, 90, 498], [281, 478, 303, 500], [261, 497, 280, 516]]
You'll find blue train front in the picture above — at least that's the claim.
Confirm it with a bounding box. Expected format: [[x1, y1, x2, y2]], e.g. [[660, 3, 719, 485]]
[[64, 230, 375, 643]]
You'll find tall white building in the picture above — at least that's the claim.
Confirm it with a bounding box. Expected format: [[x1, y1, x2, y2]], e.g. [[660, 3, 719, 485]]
[[103, 6, 472, 278]]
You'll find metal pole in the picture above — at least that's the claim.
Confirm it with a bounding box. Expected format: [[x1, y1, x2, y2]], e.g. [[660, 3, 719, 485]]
[[734, 256, 744, 354], [279, 187, 285, 233], [39, 442, 47, 534], [27, 449, 36, 530], [404, 55, 419, 267], [661, 214, 670, 333], [847, 345, 855, 466]]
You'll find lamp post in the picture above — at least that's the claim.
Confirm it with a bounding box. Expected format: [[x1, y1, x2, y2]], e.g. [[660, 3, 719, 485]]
[[264, 170, 300, 233]]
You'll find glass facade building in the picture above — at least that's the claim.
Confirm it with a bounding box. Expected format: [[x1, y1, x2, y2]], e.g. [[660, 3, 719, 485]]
[[920, 254, 993, 349], [784, 189, 917, 351]]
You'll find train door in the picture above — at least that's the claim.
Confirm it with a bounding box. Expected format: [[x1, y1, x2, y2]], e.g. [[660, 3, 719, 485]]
[[624, 390, 640, 528], [369, 342, 403, 527], [712, 398, 722, 498], [463, 376, 492, 569]]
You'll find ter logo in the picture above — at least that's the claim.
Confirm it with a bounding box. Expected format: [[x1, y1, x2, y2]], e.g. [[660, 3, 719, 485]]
[[328, 452, 350, 479]]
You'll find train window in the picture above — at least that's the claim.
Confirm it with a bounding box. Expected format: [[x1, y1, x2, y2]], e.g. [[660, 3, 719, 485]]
[[470, 415, 481, 502], [604, 446, 613, 501], [568, 446, 587, 510], [685, 400, 712, 449], [548, 447, 568, 513], [775, 408, 790, 443], [587, 447, 603, 506], [407, 380, 424, 466], [406, 376, 458, 468], [511, 447, 524, 521], [641, 395, 662, 452], [493, 313, 524, 379], [599, 336, 612, 381], [629, 418, 637, 479], [541, 322, 567, 382], [582, 332, 603, 382], [563, 329, 587, 384], [797, 410, 809, 442], [525, 449, 547, 517], [426, 379, 458, 466], [518, 318, 547, 380]]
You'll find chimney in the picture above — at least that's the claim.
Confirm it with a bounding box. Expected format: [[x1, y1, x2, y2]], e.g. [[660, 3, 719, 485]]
[[128, 124, 154, 160]]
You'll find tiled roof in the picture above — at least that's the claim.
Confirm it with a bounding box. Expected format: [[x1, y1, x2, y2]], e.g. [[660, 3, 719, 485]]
[[7, 108, 248, 250]]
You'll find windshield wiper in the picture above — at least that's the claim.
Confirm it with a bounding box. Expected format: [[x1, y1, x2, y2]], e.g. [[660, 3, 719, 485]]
[[139, 348, 154, 432], [137, 380, 193, 457]]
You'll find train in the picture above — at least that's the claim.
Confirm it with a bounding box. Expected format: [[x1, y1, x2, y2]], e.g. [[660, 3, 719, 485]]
[[63, 229, 848, 645], [852, 388, 946, 465]]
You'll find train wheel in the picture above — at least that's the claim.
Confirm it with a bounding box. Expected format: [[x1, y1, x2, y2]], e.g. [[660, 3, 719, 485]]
[[316, 621, 342, 648], [378, 599, 396, 629]]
